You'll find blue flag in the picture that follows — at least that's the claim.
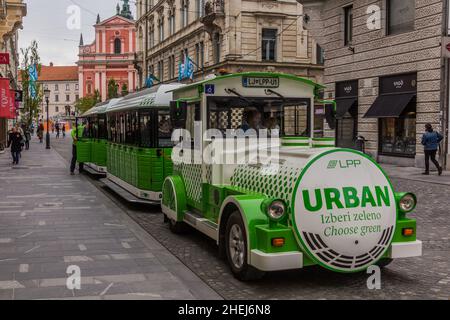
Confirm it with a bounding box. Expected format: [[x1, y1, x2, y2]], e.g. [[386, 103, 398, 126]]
[[28, 64, 38, 99]]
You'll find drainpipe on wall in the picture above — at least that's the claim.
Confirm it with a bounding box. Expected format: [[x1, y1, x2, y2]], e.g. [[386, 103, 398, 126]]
[[444, 0, 450, 169]]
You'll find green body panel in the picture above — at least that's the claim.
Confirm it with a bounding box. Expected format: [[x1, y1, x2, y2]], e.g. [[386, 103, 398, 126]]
[[392, 218, 417, 242], [221, 195, 270, 251], [91, 139, 107, 167], [162, 175, 187, 221], [77, 139, 92, 163], [255, 225, 299, 253], [106, 143, 173, 192]]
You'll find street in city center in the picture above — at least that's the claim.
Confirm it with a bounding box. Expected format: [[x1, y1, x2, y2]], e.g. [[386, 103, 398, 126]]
[[0, 132, 449, 300], [1, 0, 450, 306]]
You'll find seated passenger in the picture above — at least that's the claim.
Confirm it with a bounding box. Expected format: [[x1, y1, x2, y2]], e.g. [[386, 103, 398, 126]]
[[265, 117, 280, 133], [240, 109, 263, 132]]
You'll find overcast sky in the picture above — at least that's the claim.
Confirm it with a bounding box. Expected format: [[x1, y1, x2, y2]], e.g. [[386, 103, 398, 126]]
[[18, 0, 136, 66]]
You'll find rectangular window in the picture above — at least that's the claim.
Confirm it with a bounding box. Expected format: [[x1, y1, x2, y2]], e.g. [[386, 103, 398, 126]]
[[344, 5, 353, 46], [261, 29, 277, 61], [66, 84, 70, 91], [66, 95, 70, 102], [75, 84, 79, 90], [387, 0, 415, 35], [158, 110, 173, 147], [55, 94, 59, 102], [55, 84, 59, 91], [55, 106, 59, 113], [284, 104, 309, 137], [158, 60, 164, 82], [196, 0, 205, 18], [380, 115, 416, 156], [140, 111, 152, 148], [316, 44, 325, 65]]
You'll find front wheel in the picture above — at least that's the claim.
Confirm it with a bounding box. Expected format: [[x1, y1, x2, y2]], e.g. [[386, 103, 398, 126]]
[[167, 216, 188, 234], [225, 212, 265, 281]]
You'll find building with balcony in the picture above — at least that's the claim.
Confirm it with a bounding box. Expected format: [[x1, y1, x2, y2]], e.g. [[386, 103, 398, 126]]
[[78, 1, 137, 102], [135, 0, 324, 87], [0, 0, 26, 148], [298, 0, 449, 169]]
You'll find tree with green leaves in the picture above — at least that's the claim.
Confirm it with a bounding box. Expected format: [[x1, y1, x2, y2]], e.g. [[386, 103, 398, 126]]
[[121, 83, 128, 97], [108, 79, 119, 99], [20, 40, 42, 127], [75, 90, 100, 115]]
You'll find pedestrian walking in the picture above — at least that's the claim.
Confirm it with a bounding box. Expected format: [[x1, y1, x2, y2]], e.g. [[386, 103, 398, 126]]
[[70, 121, 86, 175], [7, 127, 23, 165], [55, 123, 60, 139], [62, 123, 66, 138], [24, 125, 31, 150], [37, 122, 44, 143], [422, 123, 443, 176]]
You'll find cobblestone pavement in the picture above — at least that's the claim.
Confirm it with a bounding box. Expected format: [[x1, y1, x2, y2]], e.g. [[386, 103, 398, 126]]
[[0, 136, 220, 300], [53, 136, 450, 300]]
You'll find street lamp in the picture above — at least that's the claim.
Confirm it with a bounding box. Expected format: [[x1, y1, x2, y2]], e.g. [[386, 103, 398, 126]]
[[44, 89, 51, 149]]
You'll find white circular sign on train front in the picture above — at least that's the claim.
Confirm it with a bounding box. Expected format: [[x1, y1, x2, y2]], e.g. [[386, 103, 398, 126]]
[[292, 150, 397, 273]]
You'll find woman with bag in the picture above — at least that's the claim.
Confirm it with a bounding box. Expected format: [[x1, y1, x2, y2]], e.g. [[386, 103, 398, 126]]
[[7, 127, 24, 165]]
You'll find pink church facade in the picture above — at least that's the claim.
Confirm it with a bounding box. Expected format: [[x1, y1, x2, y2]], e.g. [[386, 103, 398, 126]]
[[78, 11, 137, 102]]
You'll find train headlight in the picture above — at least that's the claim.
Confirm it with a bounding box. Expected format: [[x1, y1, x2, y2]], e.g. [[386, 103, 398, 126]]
[[266, 200, 286, 221], [398, 193, 416, 213]]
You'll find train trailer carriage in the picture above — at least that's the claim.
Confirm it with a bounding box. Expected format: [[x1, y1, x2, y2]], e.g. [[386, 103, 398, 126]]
[[161, 72, 422, 281], [101, 84, 184, 204], [76, 98, 122, 176]]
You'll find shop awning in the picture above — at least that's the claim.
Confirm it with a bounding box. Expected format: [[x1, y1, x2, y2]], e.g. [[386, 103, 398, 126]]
[[364, 93, 416, 118], [335, 98, 357, 119]]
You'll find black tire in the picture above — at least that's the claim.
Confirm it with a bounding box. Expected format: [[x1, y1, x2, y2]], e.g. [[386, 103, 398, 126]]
[[168, 217, 187, 234], [225, 212, 265, 281], [376, 258, 393, 268]]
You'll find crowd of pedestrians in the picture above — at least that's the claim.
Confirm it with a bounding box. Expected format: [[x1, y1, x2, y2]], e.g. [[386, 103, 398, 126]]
[[5, 120, 67, 166]]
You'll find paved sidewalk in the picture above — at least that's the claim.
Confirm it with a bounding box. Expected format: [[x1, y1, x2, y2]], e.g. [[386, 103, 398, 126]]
[[381, 163, 450, 186], [0, 139, 221, 300]]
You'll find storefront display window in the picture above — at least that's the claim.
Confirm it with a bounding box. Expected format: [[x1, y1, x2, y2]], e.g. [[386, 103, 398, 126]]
[[364, 72, 417, 158], [380, 112, 416, 156]]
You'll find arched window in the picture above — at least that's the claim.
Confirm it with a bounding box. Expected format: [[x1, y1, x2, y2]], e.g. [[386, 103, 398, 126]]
[[114, 38, 122, 54]]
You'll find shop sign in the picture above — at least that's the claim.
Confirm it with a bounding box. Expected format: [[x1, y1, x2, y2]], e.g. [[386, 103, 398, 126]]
[[0, 78, 10, 118], [336, 80, 358, 98], [0, 53, 10, 65], [380, 73, 417, 94], [293, 150, 396, 272]]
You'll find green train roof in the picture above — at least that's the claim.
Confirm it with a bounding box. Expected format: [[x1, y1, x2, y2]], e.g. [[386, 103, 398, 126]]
[[107, 83, 185, 112], [169, 72, 326, 94], [80, 98, 123, 117]]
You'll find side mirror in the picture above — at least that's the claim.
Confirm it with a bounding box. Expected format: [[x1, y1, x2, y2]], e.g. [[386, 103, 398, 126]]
[[170, 101, 187, 129]]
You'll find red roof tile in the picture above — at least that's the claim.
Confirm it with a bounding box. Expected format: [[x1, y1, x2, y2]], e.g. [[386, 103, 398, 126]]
[[38, 65, 78, 82]]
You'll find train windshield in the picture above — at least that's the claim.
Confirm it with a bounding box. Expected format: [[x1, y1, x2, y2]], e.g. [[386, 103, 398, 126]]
[[207, 96, 311, 138]]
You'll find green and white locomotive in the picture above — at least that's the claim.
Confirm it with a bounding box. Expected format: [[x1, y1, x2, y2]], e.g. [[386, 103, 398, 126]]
[[161, 72, 422, 280]]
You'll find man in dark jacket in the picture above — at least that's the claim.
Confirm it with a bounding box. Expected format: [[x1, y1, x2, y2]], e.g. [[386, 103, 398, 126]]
[[421, 123, 443, 175], [7, 128, 23, 165]]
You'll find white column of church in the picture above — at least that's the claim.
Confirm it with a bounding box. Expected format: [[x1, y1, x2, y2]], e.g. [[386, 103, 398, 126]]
[[102, 30, 106, 53], [95, 72, 100, 94], [78, 71, 84, 98], [101, 71, 107, 101], [129, 29, 133, 53], [128, 70, 134, 92], [96, 31, 100, 52]]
